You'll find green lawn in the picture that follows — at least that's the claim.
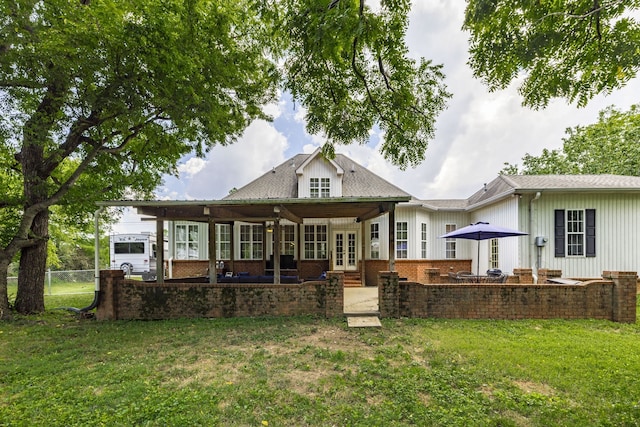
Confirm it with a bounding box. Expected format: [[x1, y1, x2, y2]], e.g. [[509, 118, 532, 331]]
[[1, 295, 639, 426]]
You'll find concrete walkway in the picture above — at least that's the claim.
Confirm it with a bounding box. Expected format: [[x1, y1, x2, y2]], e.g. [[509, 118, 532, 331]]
[[344, 287, 379, 314]]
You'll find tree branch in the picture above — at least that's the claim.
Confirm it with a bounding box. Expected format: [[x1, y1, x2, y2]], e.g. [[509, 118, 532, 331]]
[[537, 0, 624, 22], [0, 79, 46, 89]]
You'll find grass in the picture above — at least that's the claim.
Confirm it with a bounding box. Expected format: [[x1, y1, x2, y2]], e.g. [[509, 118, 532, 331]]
[[1, 295, 640, 426], [8, 280, 94, 297]]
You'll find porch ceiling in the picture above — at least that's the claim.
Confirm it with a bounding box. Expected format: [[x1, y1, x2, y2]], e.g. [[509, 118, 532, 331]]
[[98, 197, 409, 224]]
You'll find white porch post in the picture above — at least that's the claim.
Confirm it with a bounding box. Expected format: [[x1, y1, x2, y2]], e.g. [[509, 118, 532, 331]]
[[388, 205, 395, 272], [156, 219, 165, 284], [208, 219, 217, 284]]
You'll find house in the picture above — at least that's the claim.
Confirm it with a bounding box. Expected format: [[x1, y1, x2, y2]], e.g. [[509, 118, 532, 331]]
[[128, 150, 640, 284]]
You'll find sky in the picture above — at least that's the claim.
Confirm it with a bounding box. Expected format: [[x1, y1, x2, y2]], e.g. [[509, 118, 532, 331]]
[[114, 1, 640, 234]]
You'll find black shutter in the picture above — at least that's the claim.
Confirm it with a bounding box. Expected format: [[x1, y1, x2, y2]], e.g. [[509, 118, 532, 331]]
[[554, 209, 565, 257], [585, 209, 596, 257]]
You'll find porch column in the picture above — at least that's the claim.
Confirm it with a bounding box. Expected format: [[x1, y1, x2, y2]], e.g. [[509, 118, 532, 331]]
[[296, 223, 302, 277], [229, 221, 235, 274], [274, 218, 281, 284], [208, 219, 217, 284], [388, 205, 395, 272], [156, 219, 164, 284], [360, 220, 366, 286]]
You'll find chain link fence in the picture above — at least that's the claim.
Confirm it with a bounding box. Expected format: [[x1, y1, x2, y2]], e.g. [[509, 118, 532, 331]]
[[8, 269, 95, 295]]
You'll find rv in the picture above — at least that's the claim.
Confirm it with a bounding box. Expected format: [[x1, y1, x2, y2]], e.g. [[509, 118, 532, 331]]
[[109, 233, 157, 280]]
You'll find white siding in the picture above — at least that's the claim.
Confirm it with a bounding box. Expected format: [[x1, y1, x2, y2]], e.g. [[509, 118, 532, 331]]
[[530, 193, 640, 278], [427, 211, 471, 260], [364, 215, 389, 260], [297, 157, 343, 197], [471, 197, 523, 275]]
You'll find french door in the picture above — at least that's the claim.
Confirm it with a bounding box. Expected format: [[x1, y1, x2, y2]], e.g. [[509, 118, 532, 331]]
[[333, 231, 358, 271]]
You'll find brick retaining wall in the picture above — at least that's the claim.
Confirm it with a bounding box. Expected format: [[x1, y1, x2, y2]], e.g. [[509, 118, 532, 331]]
[[97, 270, 343, 320], [379, 271, 637, 323]]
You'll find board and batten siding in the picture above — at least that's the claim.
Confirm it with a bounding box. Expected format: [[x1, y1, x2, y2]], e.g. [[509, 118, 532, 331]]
[[426, 211, 471, 261], [364, 215, 390, 260], [531, 192, 640, 278], [296, 157, 343, 198], [470, 197, 523, 275]]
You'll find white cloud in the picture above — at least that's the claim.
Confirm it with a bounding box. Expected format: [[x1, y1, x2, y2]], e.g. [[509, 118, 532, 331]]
[[183, 119, 289, 199], [153, 0, 640, 204], [177, 157, 207, 178]]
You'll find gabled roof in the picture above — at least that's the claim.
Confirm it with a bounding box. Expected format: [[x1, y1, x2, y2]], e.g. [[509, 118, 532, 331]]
[[295, 148, 344, 176], [224, 152, 411, 200], [420, 174, 640, 212]]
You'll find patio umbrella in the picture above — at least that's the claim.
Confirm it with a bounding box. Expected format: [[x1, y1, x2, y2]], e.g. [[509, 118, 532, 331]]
[[439, 222, 528, 279]]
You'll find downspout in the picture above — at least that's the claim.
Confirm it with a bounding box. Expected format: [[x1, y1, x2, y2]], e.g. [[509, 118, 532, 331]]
[[529, 192, 541, 283], [80, 207, 104, 311], [61, 207, 103, 314]]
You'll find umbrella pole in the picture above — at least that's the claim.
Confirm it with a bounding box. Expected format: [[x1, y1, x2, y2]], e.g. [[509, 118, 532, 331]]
[[476, 241, 480, 283]]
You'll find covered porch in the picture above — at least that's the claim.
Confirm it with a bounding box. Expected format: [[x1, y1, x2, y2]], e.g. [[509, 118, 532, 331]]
[[99, 196, 410, 285]]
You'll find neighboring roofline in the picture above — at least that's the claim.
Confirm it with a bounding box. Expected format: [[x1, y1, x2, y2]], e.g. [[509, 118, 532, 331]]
[[417, 202, 467, 212], [467, 186, 640, 210], [295, 148, 344, 176]]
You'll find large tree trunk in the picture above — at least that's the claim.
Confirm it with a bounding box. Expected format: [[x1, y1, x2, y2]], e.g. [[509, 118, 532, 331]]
[[15, 209, 49, 314], [0, 257, 12, 320]]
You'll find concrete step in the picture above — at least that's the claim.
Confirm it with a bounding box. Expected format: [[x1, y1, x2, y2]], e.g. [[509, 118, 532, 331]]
[[347, 316, 382, 328]]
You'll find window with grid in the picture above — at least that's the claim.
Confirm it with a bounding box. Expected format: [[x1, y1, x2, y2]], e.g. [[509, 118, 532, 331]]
[[370, 222, 380, 259], [396, 222, 408, 259], [445, 224, 456, 259], [216, 224, 231, 260], [280, 224, 296, 256], [567, 209, 584, 256], [176, 224, 199, 259], [554, 209, 595, 257], [421, 223, 428, 259], [489, 238, 499, 269], [309, 178, 330, 198], [240, 224, 263, 260], [304, 225, 327, 259]]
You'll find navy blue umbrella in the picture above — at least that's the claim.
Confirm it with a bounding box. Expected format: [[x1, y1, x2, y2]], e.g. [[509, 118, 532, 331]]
[[440, 222, 528, 278]]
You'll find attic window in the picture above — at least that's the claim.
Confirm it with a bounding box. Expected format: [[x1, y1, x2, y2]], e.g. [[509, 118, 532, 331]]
[[310, 178, 330, 198]]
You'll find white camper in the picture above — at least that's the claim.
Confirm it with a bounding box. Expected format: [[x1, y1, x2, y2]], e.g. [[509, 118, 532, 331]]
[[109, 233, 157, 279]]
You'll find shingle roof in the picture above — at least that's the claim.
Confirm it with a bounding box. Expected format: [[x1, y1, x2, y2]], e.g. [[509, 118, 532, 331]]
[[223, 152, 411, 200], [420, 174, 640, 211]]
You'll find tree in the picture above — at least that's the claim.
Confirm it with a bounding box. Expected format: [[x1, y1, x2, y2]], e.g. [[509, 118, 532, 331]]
[[0, 0, 450, 317], [463, 0, 640, 108], [502, 104, 640, 175]]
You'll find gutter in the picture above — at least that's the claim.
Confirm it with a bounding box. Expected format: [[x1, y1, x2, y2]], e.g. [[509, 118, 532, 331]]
[[60, 207, 103, 314], [529, 192, 541, 282]]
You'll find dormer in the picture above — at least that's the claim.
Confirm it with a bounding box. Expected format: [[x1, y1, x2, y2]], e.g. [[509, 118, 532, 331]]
[[296, 148, 344, 198]]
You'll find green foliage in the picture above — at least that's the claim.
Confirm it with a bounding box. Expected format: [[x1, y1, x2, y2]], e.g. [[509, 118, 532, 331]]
[[2, 308, 640, 426], [1, 0, 451, 314], [464, 0, 640, 108], [502, 104, 640, 175], [282, 0, 451, 169]]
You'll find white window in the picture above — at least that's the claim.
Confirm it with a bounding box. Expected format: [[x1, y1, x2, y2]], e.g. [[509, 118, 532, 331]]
[[310, 178, 330, 198], [567, 209, 584, 256], [240, 224, 263, 260], [304, 225, 327, 259], [176, 224, 199, 259], [445, 224, 456, 259], [554, 209, 595, 257], [489, 238, 499, 269], [370, 222, 380, 259], [280, 224, 296, 256], [396, 222, 408, 259], [216, 224, 231, 260], [421, 223, 427, 259]]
